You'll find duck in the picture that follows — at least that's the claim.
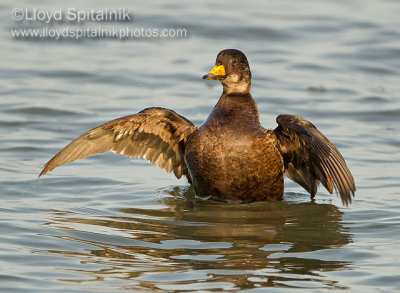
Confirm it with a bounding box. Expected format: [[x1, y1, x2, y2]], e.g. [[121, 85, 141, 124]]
[[39, 49, 356, 205]]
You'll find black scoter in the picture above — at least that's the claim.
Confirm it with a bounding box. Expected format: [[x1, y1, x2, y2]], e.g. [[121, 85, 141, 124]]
[[40, 49, 356, 205]]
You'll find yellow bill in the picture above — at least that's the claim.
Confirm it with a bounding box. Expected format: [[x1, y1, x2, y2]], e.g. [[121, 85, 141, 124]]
[[202, 64, 226, 80]]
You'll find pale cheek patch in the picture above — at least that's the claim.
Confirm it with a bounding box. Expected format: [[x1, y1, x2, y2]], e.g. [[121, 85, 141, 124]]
[[229, 74, 239, 83]]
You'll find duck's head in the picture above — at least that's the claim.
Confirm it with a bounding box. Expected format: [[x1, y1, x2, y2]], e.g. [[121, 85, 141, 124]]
[[203, 49, 252, 94]]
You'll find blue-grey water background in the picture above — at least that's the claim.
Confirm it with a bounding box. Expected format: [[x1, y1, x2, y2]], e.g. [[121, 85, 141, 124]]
[[1, 0, 400, 292]]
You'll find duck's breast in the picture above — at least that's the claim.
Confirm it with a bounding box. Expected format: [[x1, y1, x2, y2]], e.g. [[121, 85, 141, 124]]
[[184, 124, 284, 201]]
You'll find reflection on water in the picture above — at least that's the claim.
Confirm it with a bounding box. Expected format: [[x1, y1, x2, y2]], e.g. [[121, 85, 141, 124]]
[[42, 187, 351, 291]]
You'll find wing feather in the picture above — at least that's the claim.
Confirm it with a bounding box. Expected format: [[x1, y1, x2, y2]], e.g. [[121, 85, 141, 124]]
[[274, 114, 355, 205], [39, 107, 197, 180]]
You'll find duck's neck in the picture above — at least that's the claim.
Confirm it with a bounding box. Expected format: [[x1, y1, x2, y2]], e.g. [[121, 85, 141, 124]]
[[222, 80, 251, 95], [213, 92, 260, 123]]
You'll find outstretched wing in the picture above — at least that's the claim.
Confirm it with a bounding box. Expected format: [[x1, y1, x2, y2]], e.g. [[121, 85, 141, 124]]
[[39, 107, 197, 180], [273, 114, 355, 205]]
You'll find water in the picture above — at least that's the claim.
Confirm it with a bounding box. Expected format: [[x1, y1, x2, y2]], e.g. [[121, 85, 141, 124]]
[[1, 0, 400, 292]]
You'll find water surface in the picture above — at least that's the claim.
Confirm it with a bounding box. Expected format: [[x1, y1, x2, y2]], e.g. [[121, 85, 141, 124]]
[[1, 0, 400, 292]]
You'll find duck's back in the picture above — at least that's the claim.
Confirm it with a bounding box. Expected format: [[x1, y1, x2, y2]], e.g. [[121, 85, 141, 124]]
[[184, 94, 284, 202]]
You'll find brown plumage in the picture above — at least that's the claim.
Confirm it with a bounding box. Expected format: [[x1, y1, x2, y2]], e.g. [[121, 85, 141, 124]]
[[39, 108, 196, 180], [40, 49, 356, 205]]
